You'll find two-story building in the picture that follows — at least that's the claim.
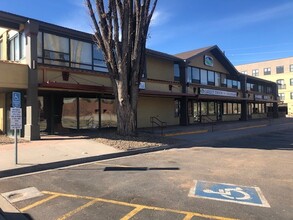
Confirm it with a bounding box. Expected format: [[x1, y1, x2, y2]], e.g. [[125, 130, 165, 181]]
[[0, 11, 278, 140]]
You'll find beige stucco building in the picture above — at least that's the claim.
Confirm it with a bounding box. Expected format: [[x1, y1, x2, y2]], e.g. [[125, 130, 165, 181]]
[[0, 11, 279, 139], [236, 57, 293, 116]]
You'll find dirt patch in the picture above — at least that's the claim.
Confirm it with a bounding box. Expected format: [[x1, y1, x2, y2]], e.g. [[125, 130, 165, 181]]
[[90, 131, 184, 151], [0, 135, 28, 145]]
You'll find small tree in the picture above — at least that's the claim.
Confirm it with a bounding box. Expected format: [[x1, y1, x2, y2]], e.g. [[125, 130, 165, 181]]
[[85, 0, 158, 136]]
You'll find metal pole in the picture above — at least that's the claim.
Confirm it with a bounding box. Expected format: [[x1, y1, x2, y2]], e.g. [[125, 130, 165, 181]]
[[15, 128, 18, 164]]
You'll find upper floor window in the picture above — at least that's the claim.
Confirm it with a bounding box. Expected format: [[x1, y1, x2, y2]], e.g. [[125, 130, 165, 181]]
[[276, 65, 284, 74], [241, 71, 247, 75], [43, 33, 70, 66], [207, 71, 215, 85], [37, 32, 108, 72], [264, 67, 271, 75], [8, 32, 26, 61], [221, 74, 227, 87], [291, 92, 293, 100], [215, 72, 221, 87], [227, 79, 232, 88], [290, 78, 293, 86], [252, 69, 259, 76], [266, 86, 272, 94], [279, 93, 285, 101], [290, 64, 293, 72], [174, 64, 180, 81], [93, 45, 107, 72], [277, 79, 286, 89], [200, 69, 208, 85], [187, 67, 200, 83]]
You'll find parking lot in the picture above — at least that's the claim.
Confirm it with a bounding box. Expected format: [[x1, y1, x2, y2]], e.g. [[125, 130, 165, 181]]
[[0, 126, 292, 220]]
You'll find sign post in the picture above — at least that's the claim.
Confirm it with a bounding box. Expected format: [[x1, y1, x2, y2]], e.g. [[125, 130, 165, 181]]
[[11, 92, 22, 164]]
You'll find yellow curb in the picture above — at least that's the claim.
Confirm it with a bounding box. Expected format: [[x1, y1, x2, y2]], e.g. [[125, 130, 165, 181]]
[[227, 124, 267, 131], [164, 129, 208, 137]]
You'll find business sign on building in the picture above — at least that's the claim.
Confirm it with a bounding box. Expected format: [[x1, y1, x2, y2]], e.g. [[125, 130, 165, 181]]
[[204, 55, 214, 67], [255, 94, 263, 100], [200, 88, 237, 97]]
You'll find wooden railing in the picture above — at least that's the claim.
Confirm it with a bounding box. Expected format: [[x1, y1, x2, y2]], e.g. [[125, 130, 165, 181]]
[[150, 116, 167, 136]]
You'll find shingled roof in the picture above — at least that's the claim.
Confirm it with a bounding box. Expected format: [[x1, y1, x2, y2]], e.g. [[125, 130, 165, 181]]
[[175, 45, 215, 60]]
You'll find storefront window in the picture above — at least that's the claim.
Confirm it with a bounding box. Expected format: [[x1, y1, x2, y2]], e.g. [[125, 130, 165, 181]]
[[201, 102, 208, 115], [228, 103, 233, 114], [62, 98, 77, 129], [79, 98, 99, 129], [38, 97, 47, 132], [208, 102, 215, 115], [101, 99, 117, 127]]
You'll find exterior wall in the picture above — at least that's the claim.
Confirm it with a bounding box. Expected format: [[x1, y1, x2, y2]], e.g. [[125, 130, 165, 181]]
[[251, 113, 267, 119], [236, 57, 293, 116], [0, 93, 5, 133], [188, 52, 229, 74], [137, 96, 179, 128], [222, 114, 241, 121], [0, 29, 8, 60], [146, 55, 174, 81], [0, 62, 28, 89], [38, 69, 112, 87]]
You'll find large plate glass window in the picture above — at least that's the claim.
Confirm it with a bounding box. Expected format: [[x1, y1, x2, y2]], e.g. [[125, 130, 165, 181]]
[[43, 33, 69, 66], [71, 39, 92, 70], [93, 45, 108, 72]]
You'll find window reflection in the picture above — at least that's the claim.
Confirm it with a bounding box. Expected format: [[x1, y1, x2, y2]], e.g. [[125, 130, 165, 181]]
[[79, 98, 99, 129], [101, 99, 117, 127]]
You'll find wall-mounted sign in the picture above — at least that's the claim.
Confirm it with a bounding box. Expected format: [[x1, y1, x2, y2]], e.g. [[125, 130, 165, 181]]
[[200, 88, 237, 97], [139, 82, 146, 90], [204, 55, 214, 67], [255, 94, 263, 100]]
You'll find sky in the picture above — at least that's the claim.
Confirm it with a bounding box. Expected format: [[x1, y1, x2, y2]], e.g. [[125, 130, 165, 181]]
[[1, 0, 293, 65]]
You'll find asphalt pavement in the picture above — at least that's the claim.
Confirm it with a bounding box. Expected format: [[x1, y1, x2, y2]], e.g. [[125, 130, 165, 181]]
[[0, 117, 293, 219]]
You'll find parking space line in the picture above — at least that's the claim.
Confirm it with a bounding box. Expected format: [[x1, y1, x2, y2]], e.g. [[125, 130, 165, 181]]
[[120, 206, 144, 220], [182, 213, 194, 220], [57, 199, 99, 220], [20, 194, 59, 212], [41, 191, 238, 220]]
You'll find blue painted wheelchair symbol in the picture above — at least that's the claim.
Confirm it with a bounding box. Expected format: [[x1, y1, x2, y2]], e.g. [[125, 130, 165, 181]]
[[189, 180, 270, 207]]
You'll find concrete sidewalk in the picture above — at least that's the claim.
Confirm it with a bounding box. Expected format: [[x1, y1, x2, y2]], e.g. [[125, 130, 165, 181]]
[[0, 135, 123, 177]]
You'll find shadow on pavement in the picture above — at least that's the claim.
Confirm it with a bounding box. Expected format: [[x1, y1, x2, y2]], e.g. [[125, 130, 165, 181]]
[[103, 167, 180, 171], [1, 211, 33, 220]]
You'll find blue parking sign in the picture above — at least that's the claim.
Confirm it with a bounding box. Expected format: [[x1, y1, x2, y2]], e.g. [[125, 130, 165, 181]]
[[12, 92, 21, 108], [189, 180, 270, 207]]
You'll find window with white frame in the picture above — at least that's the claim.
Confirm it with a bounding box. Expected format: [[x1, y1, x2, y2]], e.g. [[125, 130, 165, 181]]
[[279, 93, 285, 101], [264, 67, 271, 75], [276, 65, 284, 74], [290, 64, 293, 72], [291, 92, 293, 100], [290, 78, 293, 86], [252, 69, 259, 76]]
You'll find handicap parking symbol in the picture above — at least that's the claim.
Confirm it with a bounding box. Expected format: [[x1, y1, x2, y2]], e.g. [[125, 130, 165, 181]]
[[189, 180, 270, 207]]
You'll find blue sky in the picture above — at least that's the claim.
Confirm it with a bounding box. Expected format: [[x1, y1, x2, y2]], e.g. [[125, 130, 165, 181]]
[[1, 0, 293, 65]]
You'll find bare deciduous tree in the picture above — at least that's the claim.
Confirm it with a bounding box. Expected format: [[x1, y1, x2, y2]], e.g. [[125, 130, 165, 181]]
[[85, 0, 158, 136]]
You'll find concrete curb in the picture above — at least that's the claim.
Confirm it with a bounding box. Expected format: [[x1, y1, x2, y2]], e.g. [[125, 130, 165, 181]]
[[0, 195, 28, 220], [0, 145, 177, 179]]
